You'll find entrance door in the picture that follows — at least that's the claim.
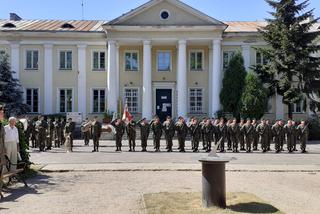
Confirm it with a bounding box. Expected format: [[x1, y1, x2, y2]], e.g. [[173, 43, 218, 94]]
[[156, 89, 172, 122]]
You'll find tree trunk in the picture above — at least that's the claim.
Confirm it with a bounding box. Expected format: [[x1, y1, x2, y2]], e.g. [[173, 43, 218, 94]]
[[287, 104, 293, 120]]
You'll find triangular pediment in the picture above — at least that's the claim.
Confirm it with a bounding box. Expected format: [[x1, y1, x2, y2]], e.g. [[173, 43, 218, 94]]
[[106, 0, 226, 27]]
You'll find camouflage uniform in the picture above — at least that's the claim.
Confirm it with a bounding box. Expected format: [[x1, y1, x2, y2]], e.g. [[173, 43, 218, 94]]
[[111, 119, 125, 151], [256, 123, 269, 152], [218, 123, 228, 152], [175, 121, 188, 152], [272, 123, 283, 153], [91, 121, 102, 152], [241, 123, 254, 152], [126, 121, 136, 151], [46, 119, 54, 150], [252, 122, 259, 150], [297, 123, 309, 152], [35, 119, 48, 151], [228, 123, 239, 152], [188, 121, 202, 152], [137, 119, 150, 152], [81, 121, 91, 146], [283, 124, 295, 152], [203, 122, 213, 152], [238, 122, 245, 151], [64, 121, 75, 152], [151, 120, 163, 152], [162, 120, 175, 152], [53, 119, 62, 148]]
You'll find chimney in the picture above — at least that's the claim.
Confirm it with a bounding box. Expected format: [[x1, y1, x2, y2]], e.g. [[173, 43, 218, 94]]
[[10, 13, 22, 21]]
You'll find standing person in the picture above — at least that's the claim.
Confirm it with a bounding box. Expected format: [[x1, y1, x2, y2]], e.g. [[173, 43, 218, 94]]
[[46, 117, 54, 150], [91, 116, 102, 152], [228, 118, 239, 153], [297, 120, 309, 153], [292, 120, 298, 151], [241, 118, 254, 153], [25, 118, 32, 146], [226, 119, 232, 150], [238, 118, 245, 151], [64, 118, 75, 152], [200, 118, 207, 151], [3, 117, 19, 172], [111, 118, 125, 151], [266, 119, 272, 151], [252, 119, 259, 151], [126, 119, 136, 152], [137, 118, 150, 152], [150, 116, 162, 152], [256, 118, 269, 152], [35, 115, 48, 152], [212, 119, 220, 146], [162, 116, 175, 152], [203, 118, 213, 152], [29, 119, 37, 148], [175, 116, 188, 152], [218, 118, 228, 152], [272, 120, 283, 153], [279, 120, 285, 151], [53, 117, 62, 148], [61, 118, 66, 146], [81, 118, 91, 146], [188, 117, 202, 152], [284, 120, 295, 153]]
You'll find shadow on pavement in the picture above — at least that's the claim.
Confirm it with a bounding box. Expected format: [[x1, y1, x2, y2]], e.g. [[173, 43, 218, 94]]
[[229, 202, 281, 213]]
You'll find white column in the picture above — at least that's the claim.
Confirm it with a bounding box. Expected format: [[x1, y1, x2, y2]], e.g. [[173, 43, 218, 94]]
[[142, 40, 152, 119], [10, 43, 20, 80], [116, 44, 120, 103], [107, 41, 118, 114], [208, 47, 213, 116], [211, 39, 222, 117], [177, 40, 187, 118], [77, 44, 87, 116], [276, 92, 284, 119], [44, 44, 53, 114], [241, 44, 251, 71]]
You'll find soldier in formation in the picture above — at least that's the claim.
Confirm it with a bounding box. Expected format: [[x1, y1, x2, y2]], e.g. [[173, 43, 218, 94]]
[[126, 119, 136, 152], [163, 116, 175, 152], [91, 116, 102, 152], [111, 118, 125, 151], [137, 118, 150, 152]]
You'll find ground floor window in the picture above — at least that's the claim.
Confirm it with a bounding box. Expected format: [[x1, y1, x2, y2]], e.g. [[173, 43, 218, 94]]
[[124, 88, 139, 113], [189, 88, 203, 114], [59, 89, 73, 113], [26, 88, 39, 113], [92, 89, 106, 113]]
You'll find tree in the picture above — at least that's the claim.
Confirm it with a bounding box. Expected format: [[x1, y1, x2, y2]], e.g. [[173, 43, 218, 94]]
[[0, 54, 29, 117], [220, 52, 247, 118], [256, 0, 320, 119], [241, 72, 268, 119]]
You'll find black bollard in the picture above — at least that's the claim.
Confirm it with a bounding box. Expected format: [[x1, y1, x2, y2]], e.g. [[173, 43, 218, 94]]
[[199, 157, 230, 209]]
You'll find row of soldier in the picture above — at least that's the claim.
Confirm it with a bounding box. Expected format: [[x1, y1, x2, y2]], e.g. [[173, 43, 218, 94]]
[[108, 116, 309, 153]]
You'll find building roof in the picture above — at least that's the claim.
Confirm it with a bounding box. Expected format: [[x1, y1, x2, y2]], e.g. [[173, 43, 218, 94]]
[[0, 19, 319, 33], [0, 19, 105, 32]]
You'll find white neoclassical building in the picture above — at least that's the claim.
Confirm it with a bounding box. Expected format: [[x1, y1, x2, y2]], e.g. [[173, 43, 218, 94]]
[[0, 0, 319, 121]]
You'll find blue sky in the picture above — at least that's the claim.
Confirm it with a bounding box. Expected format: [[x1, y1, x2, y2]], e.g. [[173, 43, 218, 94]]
[[1, 0, 319, 21]]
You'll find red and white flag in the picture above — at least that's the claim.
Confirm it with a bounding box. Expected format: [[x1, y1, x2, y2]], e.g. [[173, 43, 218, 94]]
[[122, 104, 133, 122]]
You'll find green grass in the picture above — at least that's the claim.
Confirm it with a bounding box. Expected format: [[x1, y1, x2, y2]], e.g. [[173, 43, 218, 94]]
[[143, 192, 284, 214]]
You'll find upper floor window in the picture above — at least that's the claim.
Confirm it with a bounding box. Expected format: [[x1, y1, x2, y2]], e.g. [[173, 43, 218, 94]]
[[92, 89, 106, 113], [125, 51, 138, 71], [93, 51, 105, 71], [190, 51, 203, 71], [26, 88, 39, 113], [256, 52, 268, 65], [189, 88, 203, 114], [292, 100, 304, 113], [59, 50, 72, 70], [59, 88, 73, 113], [223, 51, 235, 69], [26, 50, 39, 70], [157, 51, 171, 72], [124, 88, 139, 113]]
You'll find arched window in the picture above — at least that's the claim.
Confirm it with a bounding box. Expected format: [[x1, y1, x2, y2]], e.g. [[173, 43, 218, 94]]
[[2, 23, 16, 28]]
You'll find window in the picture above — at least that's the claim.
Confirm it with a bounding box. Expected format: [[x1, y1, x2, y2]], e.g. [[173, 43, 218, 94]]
[[125, 51, 138, 71], [160, 10, 170, 20], [157, 51, 171, 71], [59, 50, 72, 70], [124, 88, 139, 113], [256, 52, 268, 65], [59, 89, 73, 113], [26, 50, 39, 70], [292, 100, 304, 113], [190, 51, 203, 71], [189, 88, 203, 114], [92, 89, 106, 113], [92, 51, 105, 70], [223, 51, 235, 69], [26, 88, 39, 113]]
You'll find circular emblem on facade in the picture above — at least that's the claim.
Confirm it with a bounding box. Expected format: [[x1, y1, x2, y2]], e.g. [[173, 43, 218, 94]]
[[160, 10, 170, 20]]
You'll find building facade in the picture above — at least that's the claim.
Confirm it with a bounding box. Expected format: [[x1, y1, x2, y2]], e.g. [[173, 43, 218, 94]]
[[0, 0, 319, 121]]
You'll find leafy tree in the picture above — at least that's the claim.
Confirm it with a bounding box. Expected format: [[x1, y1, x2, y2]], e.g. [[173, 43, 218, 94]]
[[220, 52, 247, 118], [0, 54, 29, 117], [241, 72, 268, 119], [255, 0, 320, 119]]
